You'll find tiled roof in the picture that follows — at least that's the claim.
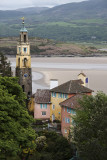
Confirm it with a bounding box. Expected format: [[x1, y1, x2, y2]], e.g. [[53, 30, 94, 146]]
[[34, 89, 51, 104], [50, 79, 93, 94], [59, 94, 84, 109]]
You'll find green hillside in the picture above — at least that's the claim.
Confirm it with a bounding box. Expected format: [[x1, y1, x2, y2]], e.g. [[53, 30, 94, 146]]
[[0, 0, 107, 42]]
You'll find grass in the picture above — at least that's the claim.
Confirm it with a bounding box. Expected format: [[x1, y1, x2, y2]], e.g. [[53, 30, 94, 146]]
[[71, 19, 106, 24], [75, 41, 107, 49], [46, 22, 77, 27]]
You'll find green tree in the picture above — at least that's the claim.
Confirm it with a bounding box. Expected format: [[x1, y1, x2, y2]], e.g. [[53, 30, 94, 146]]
[[73, 92, 107, 160], [0, 53, 12, 77], [36, 131, 73, 160], [0, 77, 37, 160]]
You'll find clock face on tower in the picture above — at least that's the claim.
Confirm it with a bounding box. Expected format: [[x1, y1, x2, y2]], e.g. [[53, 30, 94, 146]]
[[24, 73, 28, 77]]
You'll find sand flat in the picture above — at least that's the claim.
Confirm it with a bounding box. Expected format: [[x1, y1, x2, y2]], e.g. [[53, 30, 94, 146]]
[[9, 57, 107, 94]]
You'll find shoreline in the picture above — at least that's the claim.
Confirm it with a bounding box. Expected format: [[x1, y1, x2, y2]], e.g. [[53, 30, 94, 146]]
[[9, 57, 107, 94], [7, 54, 107, 58]]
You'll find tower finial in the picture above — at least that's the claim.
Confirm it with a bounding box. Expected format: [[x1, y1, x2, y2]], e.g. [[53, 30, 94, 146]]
[[21, 17, 25, 28], [20, 17, 27, 32]]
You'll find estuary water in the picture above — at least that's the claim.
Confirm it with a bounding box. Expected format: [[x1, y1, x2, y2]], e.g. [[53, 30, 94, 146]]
[[9, 57, 107, 94]]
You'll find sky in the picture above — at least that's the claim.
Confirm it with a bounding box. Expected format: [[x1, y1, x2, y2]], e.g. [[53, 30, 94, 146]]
[[0, 0, 87, 10]]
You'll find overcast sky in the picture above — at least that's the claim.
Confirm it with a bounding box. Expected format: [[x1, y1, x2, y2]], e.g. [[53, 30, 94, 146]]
[[0, 0, 87, 10]]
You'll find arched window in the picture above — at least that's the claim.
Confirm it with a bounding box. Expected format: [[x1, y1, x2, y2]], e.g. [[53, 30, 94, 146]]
[[24, 35, 26, 43], [23, 58, 27, 67], [18, 58, 20, 67]]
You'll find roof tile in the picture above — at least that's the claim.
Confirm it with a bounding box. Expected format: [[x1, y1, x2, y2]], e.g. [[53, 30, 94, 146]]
[[51, 79, 93, 94], [34, 89, 51, 104]]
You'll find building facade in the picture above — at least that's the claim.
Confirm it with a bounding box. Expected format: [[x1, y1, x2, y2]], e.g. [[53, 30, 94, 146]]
[[60, 94, 90, 138], [50, 79, 93, 122], [33, 89, 51, 120], [16, 18, 32, 98]]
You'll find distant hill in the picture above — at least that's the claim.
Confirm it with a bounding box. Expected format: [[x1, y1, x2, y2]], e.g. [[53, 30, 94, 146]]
[[0, 10, 23, 19], [0, 7, 49, 20], [0, 0, 107, 42], [16, 7, 49, 14], [39, 0, 107, 21]]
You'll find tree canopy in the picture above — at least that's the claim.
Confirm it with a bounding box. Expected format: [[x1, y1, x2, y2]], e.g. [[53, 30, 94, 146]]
[[73, 92, 107, 160], [0, 77, 37, 159], [0, 53, 12, 77]]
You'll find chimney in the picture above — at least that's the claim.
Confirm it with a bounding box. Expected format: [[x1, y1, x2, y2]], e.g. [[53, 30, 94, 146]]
[[78, 72, 86, 86], [50, 79, 58, 89]]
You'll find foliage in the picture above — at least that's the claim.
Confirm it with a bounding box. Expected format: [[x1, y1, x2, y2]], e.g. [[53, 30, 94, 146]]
[[36, 136, 47, 152], [30, 45, 46, 54], [73, 92, 107, 160], [0, 53, 12, 77], [0, 77, 37, 159], [33, 131, 73, 160]]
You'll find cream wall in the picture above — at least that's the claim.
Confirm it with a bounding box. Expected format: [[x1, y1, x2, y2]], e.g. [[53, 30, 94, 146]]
[[16, 55, 31, 68], [78, 74, 86, 86]]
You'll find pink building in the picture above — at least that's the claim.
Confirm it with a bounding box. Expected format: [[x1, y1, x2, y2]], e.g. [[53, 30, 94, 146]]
[[60, 93, 92, 139], [34, 89, 51, 120]]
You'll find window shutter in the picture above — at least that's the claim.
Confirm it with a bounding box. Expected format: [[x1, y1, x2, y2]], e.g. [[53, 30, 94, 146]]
[[58, 93, 60, 98], [63, 94, 64, 98], [61, 93, 62, 98], [68, 118, 70, 123], [45, 104, 47, 109], [52, 92, 53, 97], [40, 104, 42, 109], [55, 92, 56, 97]]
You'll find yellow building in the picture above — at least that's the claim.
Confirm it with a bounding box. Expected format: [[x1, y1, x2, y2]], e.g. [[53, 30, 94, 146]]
[[50, 91, 68, 121], [50, 79, 93, 122]]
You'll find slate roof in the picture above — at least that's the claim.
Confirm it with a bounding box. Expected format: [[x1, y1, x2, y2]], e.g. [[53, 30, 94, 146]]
[[50, 79, 93, 94], [59, 94, 84, 109], [34, 89, 51, 104]]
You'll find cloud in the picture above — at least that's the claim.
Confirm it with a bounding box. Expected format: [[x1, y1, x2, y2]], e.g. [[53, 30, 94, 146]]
[[0, 0, 33, 10], [0, 0, 86, 10]]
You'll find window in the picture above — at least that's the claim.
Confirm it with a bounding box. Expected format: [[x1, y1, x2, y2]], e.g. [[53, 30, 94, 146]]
[[65, 129, 67, 133], [19, 47, 21, 53], [18, 58, 20, 67], [65, 117, 70, 123], [67, 108, 71, 113], [63, 94, 68, 99], [64, 94, 68, 99], [23, 58, 27, 67], [52, 92, 56, 97], [58, 93, 62, 98], [40, 104, 47, 109], [42, 111, 46, 116], [24, 35, 26, 43], [71, 109, 76, 115], [72, 119, 75, 126], [23, 47, 27, 53], [52, 104, 55, 110]]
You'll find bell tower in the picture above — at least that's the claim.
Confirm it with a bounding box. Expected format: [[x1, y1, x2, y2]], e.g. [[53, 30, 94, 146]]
[[16, 18, 32, 98]]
